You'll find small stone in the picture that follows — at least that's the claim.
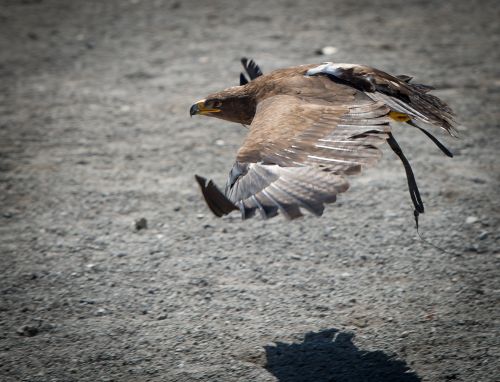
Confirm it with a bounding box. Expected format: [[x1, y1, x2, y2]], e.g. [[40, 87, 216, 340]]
[[465, 216, 478, 224], [465, 244, 479, 253], [470, 177, 486, 184], [16, 325, 39, 337], [477, 231, 489, 240], [315, 46, 338, 55], [94, 308, 108, 316], [400, 331, 410, 338], [135, 217, 148, 230], [157, 314, 168, 320], [2, 212, 13, 218], [215, 139, 225, 146]]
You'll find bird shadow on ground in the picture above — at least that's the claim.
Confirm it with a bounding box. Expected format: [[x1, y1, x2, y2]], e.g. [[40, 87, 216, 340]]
[[264, 328, 421, 382]]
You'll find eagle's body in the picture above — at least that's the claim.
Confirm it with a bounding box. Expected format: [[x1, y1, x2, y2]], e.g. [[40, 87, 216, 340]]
[[190, 59, 455, 221]]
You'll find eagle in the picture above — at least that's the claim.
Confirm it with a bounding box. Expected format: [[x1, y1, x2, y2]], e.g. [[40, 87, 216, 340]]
[[190, 58, 455, 225]]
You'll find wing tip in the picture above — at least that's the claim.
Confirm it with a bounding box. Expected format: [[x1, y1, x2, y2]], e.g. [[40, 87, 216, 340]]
[[194, 174, 238, 218], [240, 72, 249, 86], [194, 174, 206, 186]]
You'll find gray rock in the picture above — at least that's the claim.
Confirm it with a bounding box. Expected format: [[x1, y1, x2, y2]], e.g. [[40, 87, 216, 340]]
[[94, 308, 108, 316]]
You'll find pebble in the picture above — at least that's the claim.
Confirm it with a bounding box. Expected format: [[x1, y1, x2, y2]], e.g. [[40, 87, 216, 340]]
[[16, 325, 39, 337], [315, 46, 338, 55], [465, 216, 478, 224], [134, 217, 148, 230], [477, 231, 489, 240], [465, 244, 479, 253], [94, 308, 108, 316]]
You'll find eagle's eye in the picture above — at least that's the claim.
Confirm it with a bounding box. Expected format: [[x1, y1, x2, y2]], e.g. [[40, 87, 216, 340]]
[[205, 99, 222, 109]]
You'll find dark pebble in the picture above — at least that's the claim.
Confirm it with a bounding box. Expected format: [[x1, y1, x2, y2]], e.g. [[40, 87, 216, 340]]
[[16, 325, 39, 337], [477, 231, 489, 240], [135, 218, 148, 230]]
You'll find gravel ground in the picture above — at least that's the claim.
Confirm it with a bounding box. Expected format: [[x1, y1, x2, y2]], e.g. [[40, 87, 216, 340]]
[[0, 0, 499, 381]]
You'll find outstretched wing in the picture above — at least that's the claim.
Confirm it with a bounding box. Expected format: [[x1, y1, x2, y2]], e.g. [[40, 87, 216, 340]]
[[196, 94, 391, 220], [306, 63, 456, 135]]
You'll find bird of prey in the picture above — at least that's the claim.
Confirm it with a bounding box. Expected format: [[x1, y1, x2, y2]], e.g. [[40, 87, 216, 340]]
[[190, 58, 455, 225]]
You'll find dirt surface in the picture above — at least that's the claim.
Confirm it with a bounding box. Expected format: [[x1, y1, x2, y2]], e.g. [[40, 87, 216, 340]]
[[1, 0, 499, 381]]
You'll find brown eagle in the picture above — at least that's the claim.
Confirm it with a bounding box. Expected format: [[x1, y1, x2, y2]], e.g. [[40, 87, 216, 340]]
[[190, 58, 455, 224]]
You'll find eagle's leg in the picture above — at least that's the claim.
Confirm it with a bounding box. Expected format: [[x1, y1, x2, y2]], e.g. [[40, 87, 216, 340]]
[[386, 133, 424, 229]]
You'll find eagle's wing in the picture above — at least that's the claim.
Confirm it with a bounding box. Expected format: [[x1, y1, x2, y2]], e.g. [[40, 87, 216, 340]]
[[306, 63, 456, 135], [239, 57, 263, 85], [196, 93, 391, 220]]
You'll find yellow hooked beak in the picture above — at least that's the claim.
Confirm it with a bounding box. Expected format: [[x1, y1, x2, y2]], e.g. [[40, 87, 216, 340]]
[[189, 100, 221, 116]]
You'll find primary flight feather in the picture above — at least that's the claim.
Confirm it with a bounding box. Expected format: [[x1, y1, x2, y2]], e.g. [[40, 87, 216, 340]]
[[190, 58, 455, 222]]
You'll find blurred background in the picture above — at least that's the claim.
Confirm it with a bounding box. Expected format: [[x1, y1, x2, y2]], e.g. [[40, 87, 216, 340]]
[[0, 0, 498, 381]]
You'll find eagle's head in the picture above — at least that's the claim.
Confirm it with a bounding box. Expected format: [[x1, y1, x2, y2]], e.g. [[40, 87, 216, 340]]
[[190, 86, 256, 125]]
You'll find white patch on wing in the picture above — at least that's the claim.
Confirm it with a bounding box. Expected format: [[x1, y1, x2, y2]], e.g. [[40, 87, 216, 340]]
[[306, 63, 357, 77]]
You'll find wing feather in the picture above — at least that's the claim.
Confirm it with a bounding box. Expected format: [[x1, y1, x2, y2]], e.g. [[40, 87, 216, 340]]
[[196, 94, 391, 220], [306, 62, 456, 135], [241, 57, 263, 80]]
